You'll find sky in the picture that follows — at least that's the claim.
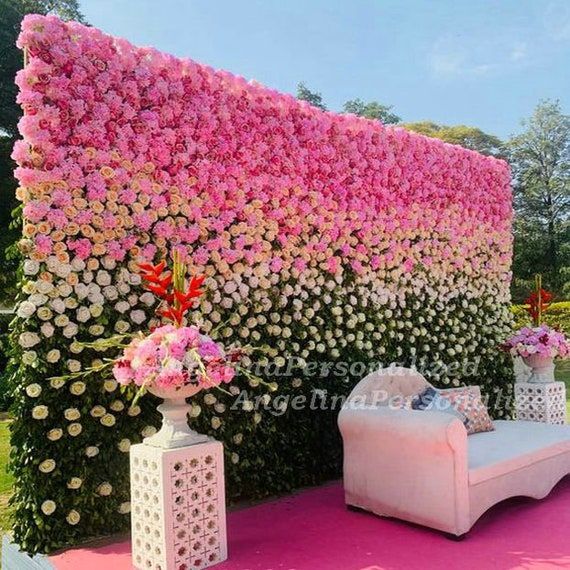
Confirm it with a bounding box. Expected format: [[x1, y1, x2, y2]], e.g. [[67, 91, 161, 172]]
[[79, 0, 570, 139]]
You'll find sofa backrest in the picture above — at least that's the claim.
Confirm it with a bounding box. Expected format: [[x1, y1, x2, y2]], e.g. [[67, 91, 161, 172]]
[[346, 367, 431, 407]]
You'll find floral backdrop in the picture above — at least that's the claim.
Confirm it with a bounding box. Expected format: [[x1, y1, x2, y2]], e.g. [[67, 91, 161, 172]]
[[10, 14, 513, 553]]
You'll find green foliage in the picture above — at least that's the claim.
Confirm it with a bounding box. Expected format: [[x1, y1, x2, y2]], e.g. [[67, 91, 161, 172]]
[[295, 82, 327, 111], [342, 99, 400, 124], [511, 301, 570, 334], [508, 100, 570, 295], [402, 121, 504, 157]]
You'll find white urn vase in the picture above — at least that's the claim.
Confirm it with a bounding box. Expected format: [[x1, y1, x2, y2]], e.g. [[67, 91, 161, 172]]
[[522, 354, 556, 384], [144, 384, 209, 448]]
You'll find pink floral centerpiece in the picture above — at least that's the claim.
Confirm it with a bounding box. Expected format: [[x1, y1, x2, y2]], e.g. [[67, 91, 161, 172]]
[[503, 325, 570, 383]]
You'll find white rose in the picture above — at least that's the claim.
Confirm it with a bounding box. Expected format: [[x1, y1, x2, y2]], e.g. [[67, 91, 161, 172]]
[[29, 293, 48, 306], [104, 379, 118, 392], [39, 459, 56, 473], [141, 425, 156, 437], [117, 438, 131, 452], [64, 408, 81, 421], [17, 301, 36, 318], [96, 271, 112, 286], [47, 428, 63, 441], [63, 322, 79, 338], [103, 286, 118, 301], [115, 301, 130, 313], [55, 264, 71, 279], [97, 482, 113, 496], [90, 406, 106, 418], [54, 314, 69, 327], [71, 257, 86, 271], [130, 310, 146, 325], [51, 299, 66, 314], [90, 304, 104, 318], [32, 405, 49, 420], [109, 400, 124, 412], [85, 446, 99, 458], [114, 320, 130, 333], [50, 377, 65, 390], [46, 349, 61, 363], [66, 510, 81, 525], [127, 405, 141, 417], [67, 477, 83, 489], [37, 306, 53, 321], [41, 323, 55, 338], [22, 351, 38, 366], [140, 292, 155, 306], [25, 383, 42, 397], [211, 417, 221, 429], [19, 332, 40, 348], [231, 452, 239, 464], [58, 282, 73, 297], [67, 423, 82, 437], [23, 259, 40, 275], [36, 280, 53, 294], [88, 324, 105, 336], [118, 502, 131, 514], [68, 361, 82, 373], [41, 500, 56, 515], [76, 307, 91, 323], [100, 413, 116, 427]]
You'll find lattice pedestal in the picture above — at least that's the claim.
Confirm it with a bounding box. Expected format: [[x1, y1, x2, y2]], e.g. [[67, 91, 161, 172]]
[[130, 440, 227, 570], [514, 381, 567, 425]]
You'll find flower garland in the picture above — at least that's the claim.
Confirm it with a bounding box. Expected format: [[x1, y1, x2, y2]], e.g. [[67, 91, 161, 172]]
[[10, 14, 514, 554]]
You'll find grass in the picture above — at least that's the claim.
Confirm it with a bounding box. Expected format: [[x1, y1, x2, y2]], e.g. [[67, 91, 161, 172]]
[[0, 420, 13, 532]]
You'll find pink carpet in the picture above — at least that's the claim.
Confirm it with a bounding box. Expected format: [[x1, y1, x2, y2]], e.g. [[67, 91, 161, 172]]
[[50, 478, 570, 570]]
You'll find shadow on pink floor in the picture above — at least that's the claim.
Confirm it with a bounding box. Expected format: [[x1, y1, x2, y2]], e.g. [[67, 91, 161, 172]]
[[50, 478, 570, 570]]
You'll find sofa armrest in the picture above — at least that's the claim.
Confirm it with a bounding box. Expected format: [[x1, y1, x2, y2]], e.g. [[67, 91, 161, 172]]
[[338, 406, 470, 535]]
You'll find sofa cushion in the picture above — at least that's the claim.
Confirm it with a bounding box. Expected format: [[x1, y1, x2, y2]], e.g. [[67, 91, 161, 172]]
[[442, 386, 495, 435], [468, 420, 570, 485], [410, 386, 468, 425]]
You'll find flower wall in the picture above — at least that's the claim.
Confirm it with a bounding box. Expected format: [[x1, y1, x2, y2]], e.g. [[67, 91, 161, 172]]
[[11, 14, 513, 553]]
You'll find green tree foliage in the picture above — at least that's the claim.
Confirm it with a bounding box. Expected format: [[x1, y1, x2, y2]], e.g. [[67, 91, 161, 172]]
[[342, 98, 400, 124], [0, 0, 85, 309], [507, 100, 570, 297], [403, 121, 503, 156], [296, 82, 327, 111]]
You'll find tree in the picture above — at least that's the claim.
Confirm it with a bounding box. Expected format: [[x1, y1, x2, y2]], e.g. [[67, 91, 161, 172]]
[[342, 98, 400, 124], [403, 121, 504, 157], [0, 0, 85, 307], [508, 100, 570, 293], [296, 82, 327, 111]]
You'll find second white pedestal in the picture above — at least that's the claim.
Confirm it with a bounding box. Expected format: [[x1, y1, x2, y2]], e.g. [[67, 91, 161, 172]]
[[514, 381, 567, 425], [130, 440, 227, 570]]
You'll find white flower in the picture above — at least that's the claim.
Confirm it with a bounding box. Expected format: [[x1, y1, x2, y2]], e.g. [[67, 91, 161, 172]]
[[58, 282, 73, 297], [141, 425, 156, 437], [51, 299, 66, 314], [32, 405, 49, 420], [140, 292, 155, 306], [76, 306, 91, 323], [46, 349, 61, 364], [63, 322, 79, 338], [23, 259, 40, 275], [88, 324, 105, 336], [67, 477, 83, 489], [66, 510, 81, 525], [54, 314, 70, 328], [68, 361, 82, 374], [26, 383, 42, 397], [103, 286, 119, 301], [117, 438, 131, 452], [130, 310, 146, 325], [96, 270, 112, 286], [109, 400, 124, 412], [19, 332, 40, 348], [67, 423, 82, 436], [41, 323, 55, 338], [85, 446, 99, 458], [118, 502, 131, 514], [64, 408, 81, 421], [37, 306, 53, 320], [90, 304, 104, 318], [231, 452, 239, 464], [17, 301, 36, 318], [39, 459, 56, 473], [127, 406, 141, 417], [47, 428, 63, 441], [104, 380, 118, 392], [36, 280, 53, 294], [211, 417, 221, 429], [22, 351, 38, 366], [114, 320, 130, 333], [90, 406, 106, 418], [97, 482, 113, 496], [41, 500, 56, 515], [100, 413, 116, 427], [115, 301, 130, 314], [28, 293, 47, 306]]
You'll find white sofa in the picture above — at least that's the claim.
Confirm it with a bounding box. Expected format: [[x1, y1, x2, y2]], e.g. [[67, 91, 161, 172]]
[[338, 368, 570, 537]]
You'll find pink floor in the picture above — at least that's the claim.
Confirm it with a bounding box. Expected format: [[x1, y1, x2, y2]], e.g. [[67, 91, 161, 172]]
[[50, 478, 570, 570]]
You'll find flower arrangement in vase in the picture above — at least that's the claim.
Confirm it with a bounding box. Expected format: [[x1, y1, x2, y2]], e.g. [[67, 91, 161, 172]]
[[503, 275, 570, 383], [50, 251, 264, 448]]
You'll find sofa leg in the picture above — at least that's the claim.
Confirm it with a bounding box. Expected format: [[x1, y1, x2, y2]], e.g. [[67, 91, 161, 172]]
[[446, 532, 467, 541]]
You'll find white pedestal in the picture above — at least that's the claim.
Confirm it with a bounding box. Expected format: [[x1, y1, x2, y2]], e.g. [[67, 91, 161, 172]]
[[514, 381, 567, 425], [130, 440, 227, 570]]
